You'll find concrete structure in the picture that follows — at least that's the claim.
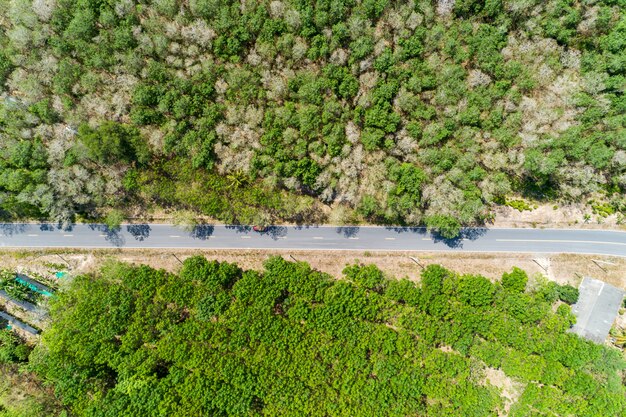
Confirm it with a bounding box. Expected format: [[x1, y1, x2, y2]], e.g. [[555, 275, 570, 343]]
[[570, 277, 625, 343], [0, 310, 39, 335], [0, 289, 38, 312]]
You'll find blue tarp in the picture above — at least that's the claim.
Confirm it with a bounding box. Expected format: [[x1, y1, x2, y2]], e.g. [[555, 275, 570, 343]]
[[15, 274, 53, 297], [0, 311, 39, 335]]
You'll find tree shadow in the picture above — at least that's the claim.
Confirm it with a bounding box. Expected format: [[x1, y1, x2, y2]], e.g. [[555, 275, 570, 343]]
[[39, 223, 56, 232], [261, 226, 288, 240], [191, 224, 215, 240], [127, 224, 151, 241], [461, 227, 488, 241], [336, 226, 360, 238], [225, 225, 251, 233], [430, 227, 488, 248], [384, 226, 427, 236], [292, 224, 319, 230], [431, 233, 464, 248], [0, 224, 27, 236], [89, 224, 125, 247]]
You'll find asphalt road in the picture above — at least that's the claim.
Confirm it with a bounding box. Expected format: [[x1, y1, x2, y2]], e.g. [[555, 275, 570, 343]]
[[0, 223, 625, 257]]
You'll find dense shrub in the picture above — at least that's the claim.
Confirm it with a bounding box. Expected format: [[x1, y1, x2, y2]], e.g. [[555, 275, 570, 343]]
[[30, 259, 626, 416], [558, 284, 580, 305]]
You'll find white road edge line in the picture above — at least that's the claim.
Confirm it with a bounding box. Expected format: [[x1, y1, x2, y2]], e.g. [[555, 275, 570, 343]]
[[495, 239, 626, 246], [313, 237, 324, 239], [241, 236, 251, 239], [63, 234, 74, 237], [27, 234, 38, 237], [0, 245, 623, 257], [385, 237, 395, 240], [169, 235, 181, 238]]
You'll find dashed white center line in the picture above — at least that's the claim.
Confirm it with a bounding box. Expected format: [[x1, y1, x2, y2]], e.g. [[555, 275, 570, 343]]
[[313, 237, 324, 240], [384, 237, 396, 240], [348, 237, 359, 240], [99, 234, 107, 237], [241, 236, 252, 239], [421, 238, 431, 241], [63, 234, 74, 237], [27, 234, 38, 237], [169, 235, 180, 238]]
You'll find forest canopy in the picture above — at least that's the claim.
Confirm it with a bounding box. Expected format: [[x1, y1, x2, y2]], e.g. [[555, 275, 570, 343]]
[[1, 0, 625, 234], [27, 257, 626, 417]]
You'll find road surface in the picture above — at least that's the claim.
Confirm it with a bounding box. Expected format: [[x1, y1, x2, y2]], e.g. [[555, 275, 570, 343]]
[[0, 223, 625, 257]]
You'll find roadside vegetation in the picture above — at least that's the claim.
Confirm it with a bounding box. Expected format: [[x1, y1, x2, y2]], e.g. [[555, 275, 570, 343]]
[[0, 1, 625, 236], [0, 258, 619, 416]]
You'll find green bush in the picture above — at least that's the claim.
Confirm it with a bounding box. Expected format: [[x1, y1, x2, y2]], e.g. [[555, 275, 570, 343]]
[[29, 260, 626, 416], [78, 122, 150, 165], [501, 267, 528, 293], [343, 263, 385, 291], [424, 215, 462, 239], [458, 274, 495, 307], [558, 284, 579, 305], [0, 330, 30, 364]]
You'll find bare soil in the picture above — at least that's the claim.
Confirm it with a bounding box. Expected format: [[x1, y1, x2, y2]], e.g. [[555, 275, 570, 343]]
[[483, 367, 524, 417], [126, 200, 626, 232], [491, 202, 626, 231], [1, 248, 625, 289]]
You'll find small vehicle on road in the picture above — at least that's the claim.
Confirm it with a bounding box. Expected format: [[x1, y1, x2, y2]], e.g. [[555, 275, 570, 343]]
[[252, 225, 267, 232]]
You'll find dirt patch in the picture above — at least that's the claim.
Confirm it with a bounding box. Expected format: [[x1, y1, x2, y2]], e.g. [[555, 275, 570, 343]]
[[124, 200, 625, 233], [492, 202, 626, 231], [0, 364, 63, 415], [1, 249, 625, 290], [483, 367, 525, 417]]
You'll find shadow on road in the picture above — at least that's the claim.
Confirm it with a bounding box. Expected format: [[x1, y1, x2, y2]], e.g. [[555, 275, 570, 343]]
[[461, 227, 488, 241], [225, 225, 251, 233], [260, 226, 288, 240], [39, 223, 56, 232], [336, 226, 360, 238], [431, 228, 488, 248], [89, 224, 125, 247], [127, 224, 151, 241], [191, 224, 215, 240], [384, 226, 427, 236], [293, 224, 320, 230], [0, 224, 27, 236]]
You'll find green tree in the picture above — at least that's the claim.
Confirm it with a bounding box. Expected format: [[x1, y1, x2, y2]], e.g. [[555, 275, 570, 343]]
[[0, 330, 30, 364], [501, 267, 528, 293], [458, 274, 495, 307], [558, 284, 579, 305], [103, 209, 124, 230], [78, 122, 150, 165], [424, 215, 462, 239]]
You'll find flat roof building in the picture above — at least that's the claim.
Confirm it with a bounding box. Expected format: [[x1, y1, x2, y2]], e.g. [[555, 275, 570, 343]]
[[570, 277, 624, 343]]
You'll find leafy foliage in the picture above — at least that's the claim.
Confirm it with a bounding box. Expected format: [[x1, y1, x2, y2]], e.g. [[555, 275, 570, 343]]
[[30, 259, 626, 417], [1, 1, 626, 233], [501, 267, 528, 293], [558, 284, 579, 305], [78, 122, 150, 165], [0, 330, 30, 364]]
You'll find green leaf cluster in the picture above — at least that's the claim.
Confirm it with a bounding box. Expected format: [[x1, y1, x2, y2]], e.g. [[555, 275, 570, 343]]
[[30, 259, 626, 417]]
